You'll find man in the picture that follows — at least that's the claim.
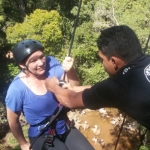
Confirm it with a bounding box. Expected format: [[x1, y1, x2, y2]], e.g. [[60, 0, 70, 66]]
[[45, 25, 150, 130]]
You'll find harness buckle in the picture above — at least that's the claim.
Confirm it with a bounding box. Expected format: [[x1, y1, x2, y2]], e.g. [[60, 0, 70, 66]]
[[45, 134, 54, 147], [38, 121, 50, 131], [44, 129, 55, 148], [66, 119, 75, 129]]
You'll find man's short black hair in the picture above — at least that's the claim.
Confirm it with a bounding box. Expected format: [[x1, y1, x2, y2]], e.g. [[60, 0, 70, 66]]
[[97, 25, 143, 63]]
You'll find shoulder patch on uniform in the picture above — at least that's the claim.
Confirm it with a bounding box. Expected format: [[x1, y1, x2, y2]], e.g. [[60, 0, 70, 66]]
[[144, 64, 150, 82], [122, 67, 130, 74]]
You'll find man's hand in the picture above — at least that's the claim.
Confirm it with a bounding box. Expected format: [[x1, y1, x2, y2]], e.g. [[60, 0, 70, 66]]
[[45, 77, 59, 92], [62, 57, 74, 72]]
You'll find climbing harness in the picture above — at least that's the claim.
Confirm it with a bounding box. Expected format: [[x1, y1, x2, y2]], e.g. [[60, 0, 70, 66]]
[[29, 104, 64, 150], [29, 104, 74, 150], [43, 117, 75, 149], [43, 123, 56, 148]]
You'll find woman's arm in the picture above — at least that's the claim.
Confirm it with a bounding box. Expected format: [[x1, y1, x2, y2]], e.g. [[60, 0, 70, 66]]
[[65, 67, 80, 86], [6, 108, 30, 150]]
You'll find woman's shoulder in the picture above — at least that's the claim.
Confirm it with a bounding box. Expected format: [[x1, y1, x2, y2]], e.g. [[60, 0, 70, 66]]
[[46, 56, 61, 65], [45, 56, 64, 78], [8, 73, 25, 93]]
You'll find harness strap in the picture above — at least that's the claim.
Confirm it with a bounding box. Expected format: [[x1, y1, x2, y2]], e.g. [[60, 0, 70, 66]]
[[66, 119, 75, 130], [57, 119, 75, 143], [29, 105, 64, 150]]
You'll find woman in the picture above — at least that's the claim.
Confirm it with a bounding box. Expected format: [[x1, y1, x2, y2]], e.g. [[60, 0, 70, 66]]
[[5, 39, 94, 150]]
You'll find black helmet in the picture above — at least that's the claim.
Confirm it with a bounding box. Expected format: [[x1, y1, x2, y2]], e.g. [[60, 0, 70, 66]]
[[13, 39, 44, 64]]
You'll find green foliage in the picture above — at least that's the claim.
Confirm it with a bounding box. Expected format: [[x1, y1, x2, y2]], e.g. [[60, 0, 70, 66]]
[[7, 63, 20, 77], [0, 106, 7, 123], [92, 0, 150, 51], [140, 146, 150, 150], [7, 125, 28, 149], [70, 0, 150, 85], [6, 9, 63, 56], [79, 62, 108, 85], [0, 0, 7, 47], [115, 0, 150, 48], [0, 0, 4, 24], [0, 50, 14, 103], [69, 2, 107, 85], [3, 0, 150, 88], [2, 0, 23, 23], [0, 1, 150, 149]]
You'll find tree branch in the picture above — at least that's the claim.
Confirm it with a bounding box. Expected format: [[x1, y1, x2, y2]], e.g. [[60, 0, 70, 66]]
[[112, 0, 119, 25]]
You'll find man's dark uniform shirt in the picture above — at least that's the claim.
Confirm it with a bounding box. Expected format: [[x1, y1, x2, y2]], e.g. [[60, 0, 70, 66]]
[[82, 55, 150, 130]]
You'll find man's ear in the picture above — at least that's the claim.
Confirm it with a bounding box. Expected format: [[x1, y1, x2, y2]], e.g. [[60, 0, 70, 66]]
[[110, 57, 118, 71], [111, 56, 125, 70]]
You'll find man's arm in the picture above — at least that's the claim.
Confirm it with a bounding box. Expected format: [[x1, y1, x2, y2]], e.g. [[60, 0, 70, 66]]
[[63, 83, 91, 92], [45, 77, 86, 108], [7, 108, 30, 150]]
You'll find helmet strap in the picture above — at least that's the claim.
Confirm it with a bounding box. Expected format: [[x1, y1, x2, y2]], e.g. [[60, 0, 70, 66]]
[[24, 66, 39, 78], [22, 67, 27, 73]]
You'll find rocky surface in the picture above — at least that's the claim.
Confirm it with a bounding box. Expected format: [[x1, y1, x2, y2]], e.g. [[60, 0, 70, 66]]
[[0, 107, 143, 150], [67, 108, 140, 150]]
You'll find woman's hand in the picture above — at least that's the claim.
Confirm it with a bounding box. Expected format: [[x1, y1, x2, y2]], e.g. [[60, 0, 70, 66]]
[[20, 142, 31, 150], [62, 57, 74, 72]]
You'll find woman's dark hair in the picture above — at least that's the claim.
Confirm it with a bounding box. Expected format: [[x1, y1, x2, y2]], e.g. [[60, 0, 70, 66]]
[[97, 25, 143, 63]]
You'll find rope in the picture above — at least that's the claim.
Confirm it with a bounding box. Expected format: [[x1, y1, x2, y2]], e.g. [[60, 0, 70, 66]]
[[63, 0, 82, 80], [114, 113, 126, 150], [68, 0, 82, 57]]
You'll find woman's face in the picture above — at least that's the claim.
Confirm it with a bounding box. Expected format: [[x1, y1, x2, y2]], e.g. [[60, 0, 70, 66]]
[[25, 50, 46, 76]]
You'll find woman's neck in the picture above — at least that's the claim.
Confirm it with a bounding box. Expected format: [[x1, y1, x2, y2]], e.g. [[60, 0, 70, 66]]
[[23, 71, 46, 80], [20, 72, 47, 95]]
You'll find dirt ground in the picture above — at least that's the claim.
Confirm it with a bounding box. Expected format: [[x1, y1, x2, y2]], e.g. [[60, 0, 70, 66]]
[[1, 108, 141, 150], [68, 108, 141, 150]]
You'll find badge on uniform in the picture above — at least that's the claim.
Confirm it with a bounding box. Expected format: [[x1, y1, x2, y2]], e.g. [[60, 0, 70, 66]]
[[144, 64, 150, 82]]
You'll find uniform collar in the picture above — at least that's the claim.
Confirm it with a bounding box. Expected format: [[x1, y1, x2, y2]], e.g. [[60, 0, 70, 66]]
[[113, 55, 147, 77]]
